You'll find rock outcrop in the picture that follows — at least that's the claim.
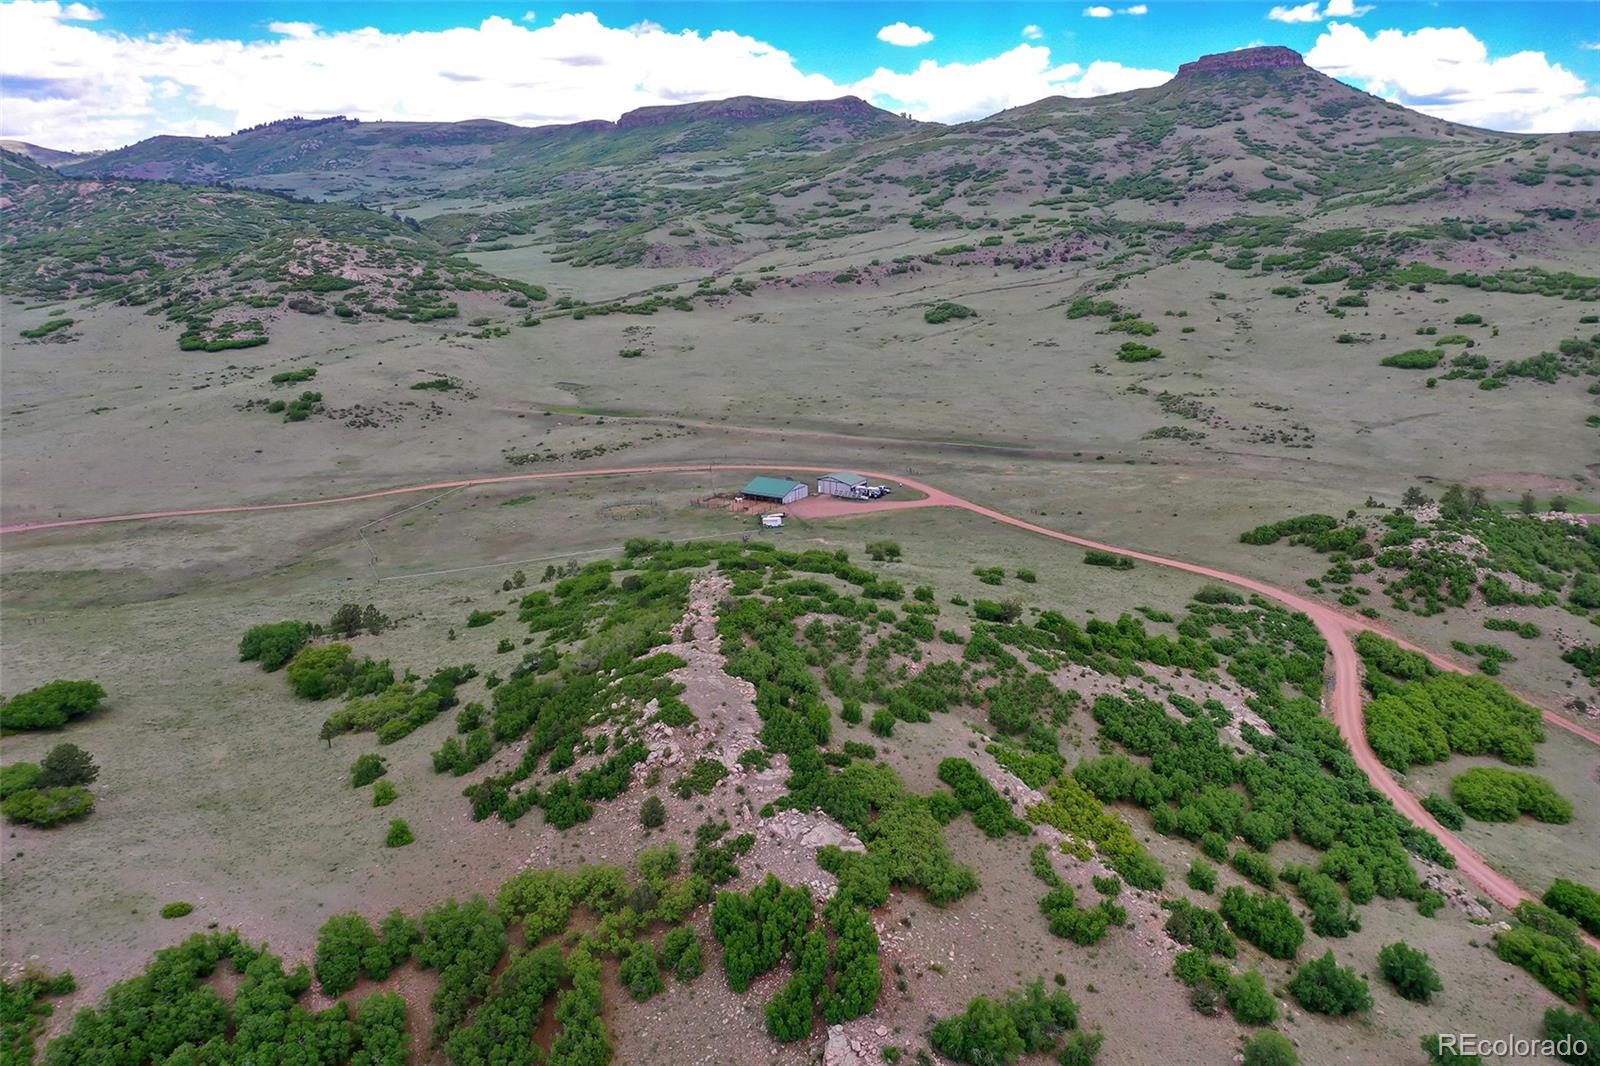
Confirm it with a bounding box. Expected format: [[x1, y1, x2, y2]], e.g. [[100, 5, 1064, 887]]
[[1176, 45, 1306, 77]]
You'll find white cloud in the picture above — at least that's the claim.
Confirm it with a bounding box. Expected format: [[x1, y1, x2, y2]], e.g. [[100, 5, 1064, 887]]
[[876, 21, 933, 47], [1307, 22, 1600, 132], [1267, 2, 1322, 22], [520, 10, 537, 23], [1581, 41, 1600, 50], [57, 2, 100, 20], [1083, 6, 1114, 17], [855, 44, 1170, 123], [267, 21, 319, 39], [0, 7, 849, 147], [1022, 24, 1044, 40], [1123, 5, 1149, 15], [1269, 0, 1371, 23]]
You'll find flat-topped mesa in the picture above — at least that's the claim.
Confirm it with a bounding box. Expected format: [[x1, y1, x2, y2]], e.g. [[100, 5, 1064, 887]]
[[616, 95, 888, 129], [1176, 45, 1306, 77]]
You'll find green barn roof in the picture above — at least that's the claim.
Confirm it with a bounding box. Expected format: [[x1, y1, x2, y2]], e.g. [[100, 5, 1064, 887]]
[[820, 471, 868, 486], [742, 476, 805, 498]]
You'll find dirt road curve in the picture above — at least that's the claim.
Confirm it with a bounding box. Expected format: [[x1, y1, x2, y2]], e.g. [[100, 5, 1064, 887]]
[[5, 461, 1596, 916]]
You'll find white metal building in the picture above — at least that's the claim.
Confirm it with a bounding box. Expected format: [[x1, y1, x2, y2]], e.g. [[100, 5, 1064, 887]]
[[817, 472, 869, 497]]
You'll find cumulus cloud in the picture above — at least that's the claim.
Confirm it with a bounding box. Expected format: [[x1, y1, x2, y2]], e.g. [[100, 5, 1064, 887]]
[[1083, 5, 1147, 17], [876, 21, 933, 47], [856, 44, 1170, 123], [1269, 0, 1371, 23], [1022, 24, 1044, 40], [1083, 6, 1114, 17], [267, 21, 319, 38], [1124, 5, 1149, 14], [1308, 22, 1600, 132], [0, 2, 1174, 143]]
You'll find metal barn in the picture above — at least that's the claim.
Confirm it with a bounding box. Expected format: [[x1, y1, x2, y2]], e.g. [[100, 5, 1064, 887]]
[[742, 476, 809, 504], [817, 472, 868, 497]]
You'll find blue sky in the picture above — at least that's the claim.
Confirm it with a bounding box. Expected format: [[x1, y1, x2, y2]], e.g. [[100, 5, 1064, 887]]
[[3, 0, 1597, 147]]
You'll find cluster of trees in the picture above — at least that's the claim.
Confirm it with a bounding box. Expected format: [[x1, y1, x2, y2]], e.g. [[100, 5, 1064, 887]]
[[710, 873, 882, 1043], [1220, 887, 1304, 961], [1364, 669, 1545, 771], [937, 758, 1028, 837], [929, 980, 1081, 1065], [1028, 772, 1165, 890], [1031, 845, 1126, 946], [1543, 879, 1600, 937], [1493, 902, 1600, 1009], [1451, 767, 1572, 824], [1172, 949, 1276, 1025], [238, 621, 314, 671], [41, 932, 409, 1065], [445, 945, 564, 1065], [0, 680, 106, 731], [320, 663, 477, 745], [313, 910, 420, 997], [1, 743, 99, 827]]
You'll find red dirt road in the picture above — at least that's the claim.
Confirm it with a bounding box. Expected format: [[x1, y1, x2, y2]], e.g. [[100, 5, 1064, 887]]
[[5, 461, 1596, 915]]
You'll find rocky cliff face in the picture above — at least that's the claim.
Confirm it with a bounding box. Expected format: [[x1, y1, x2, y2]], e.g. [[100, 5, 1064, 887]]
[[1176, 45, 1306, 77]]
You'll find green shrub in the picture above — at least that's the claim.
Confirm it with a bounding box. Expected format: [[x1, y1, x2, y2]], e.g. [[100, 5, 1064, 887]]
[[0, 762, 42, 800], [1, 680, 106, 731], [1421, 792, 1466, 830], [1083, 549, 1135, 570], [1451, 767, 1572, 823], [1543, 1008, 1600, 1065], [619, 940, 664, 1002], [350, 754, 387, 788], [929, 980, 1077, 1064], [315, 913, 379, 996], [238, 621, 312, 671], [1227, 970, 1278, 1025], [1288, 951, 1371, 1015], [20, 317, 74, 339], [1242, 1031, 1298, 1066], [711, 874, 813, 994], [1543, 879, 1600, 937], [372, 780, 398, 807], [38, 743, 97, 788], [1187, 859, 1217, 893], [385, 819, 415, 848], [640, 795, 666, 828], [443, 945, 563, 1065], [869, 710, 895, 737], [925, 302, 975, 324], [418, 897, 509, 1042], [672, 757, 729, 799], [1380, 348, 1444, 370], [1116, 341, 1162, 362], [286, 644, 355, 700], [1377, 941, 1441, 1003], [1, 786, 94, 826], [1231, 849, 1276, 889], [660, 926, 703, 981], [1220, 886, 1303, 960], [159, 902, 194, 919]]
